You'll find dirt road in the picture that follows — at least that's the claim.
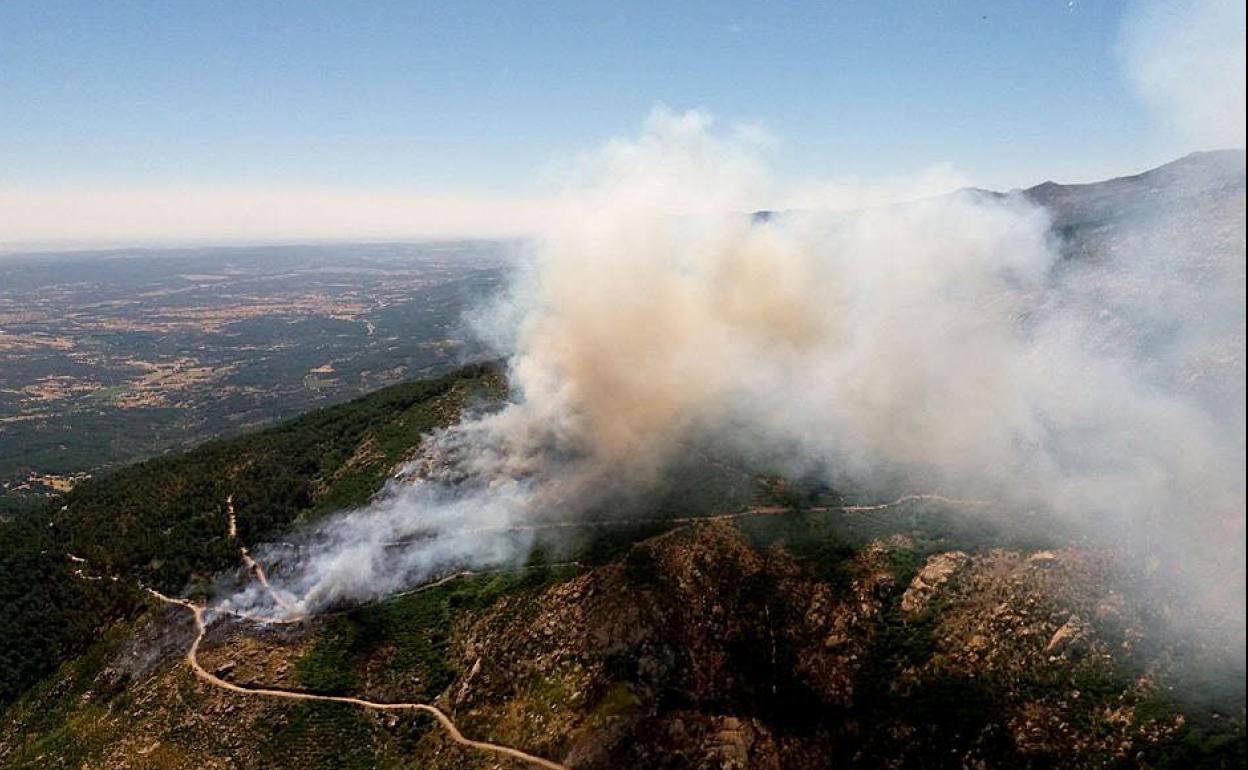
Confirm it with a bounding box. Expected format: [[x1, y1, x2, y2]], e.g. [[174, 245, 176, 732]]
[[381, 491, 985, 548], [142, 586, 570, 770]]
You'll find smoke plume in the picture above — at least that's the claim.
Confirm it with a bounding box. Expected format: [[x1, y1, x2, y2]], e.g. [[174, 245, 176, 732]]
[[224, 109, 1245, 654], [1121, 0, 1247, 150]]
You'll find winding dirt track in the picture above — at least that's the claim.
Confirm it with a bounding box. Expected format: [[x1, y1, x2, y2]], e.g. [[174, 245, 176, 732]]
[[143, 586, 570, 770], [111, 495, 571, 770], [227, 495, 305, 619], [838, 493, 987, 512], [382, 492, 987, 548]]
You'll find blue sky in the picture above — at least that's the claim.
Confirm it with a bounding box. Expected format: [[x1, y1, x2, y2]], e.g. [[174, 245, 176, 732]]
[[0, 0, 1242, 244]]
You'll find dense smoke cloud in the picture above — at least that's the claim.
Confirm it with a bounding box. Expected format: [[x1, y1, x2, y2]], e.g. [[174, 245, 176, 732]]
[[225, 110, 1245, 652]]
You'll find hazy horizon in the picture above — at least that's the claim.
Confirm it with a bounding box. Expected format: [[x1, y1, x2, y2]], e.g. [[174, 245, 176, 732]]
[[2, 146, 1242, 256], [2, 0, 1243, 248]]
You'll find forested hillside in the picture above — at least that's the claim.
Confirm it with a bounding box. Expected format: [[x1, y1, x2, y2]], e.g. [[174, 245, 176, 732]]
[[0, 362, 505, 706]]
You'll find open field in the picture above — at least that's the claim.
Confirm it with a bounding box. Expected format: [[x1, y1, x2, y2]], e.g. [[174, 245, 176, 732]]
[[0, 242, 510, 495]]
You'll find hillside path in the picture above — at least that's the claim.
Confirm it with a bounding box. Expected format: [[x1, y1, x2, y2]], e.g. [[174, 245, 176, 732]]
[[143, 587, 570, 770]]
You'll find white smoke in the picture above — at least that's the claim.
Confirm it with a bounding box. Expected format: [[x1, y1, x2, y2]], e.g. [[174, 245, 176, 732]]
[[226, 109, 1245, 652], [1121, 0, 1247, 149]]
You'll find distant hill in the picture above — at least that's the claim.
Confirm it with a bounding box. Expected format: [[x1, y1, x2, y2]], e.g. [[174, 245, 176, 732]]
[[1022, 149, 1246, 226], [755, 148, 1247, 253]]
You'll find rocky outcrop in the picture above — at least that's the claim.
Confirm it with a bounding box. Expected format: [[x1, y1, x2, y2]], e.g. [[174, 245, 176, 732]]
[[1044, 614, 1093, 655], [900, 551, 968, 615], [3, 525, 1239, 770]]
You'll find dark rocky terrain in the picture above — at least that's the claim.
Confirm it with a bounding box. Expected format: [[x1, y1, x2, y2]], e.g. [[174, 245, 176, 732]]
[[2, 494, 1243, 769]]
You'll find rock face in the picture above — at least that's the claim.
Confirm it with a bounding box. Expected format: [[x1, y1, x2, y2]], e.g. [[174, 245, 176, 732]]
[[1, 523, 1241, 770], [433, 528, 1231, 769], [1045, 614, 1093, 655], [900, 551, 969, 615], [686, 715, 779, 770]]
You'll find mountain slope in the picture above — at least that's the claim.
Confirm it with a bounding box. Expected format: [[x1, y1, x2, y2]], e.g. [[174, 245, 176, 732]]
[[2, 153, 1246, 769], [3, 505, 1243, 769], [1023, 149, 1246, 230], [0, 362, 506, 707]]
